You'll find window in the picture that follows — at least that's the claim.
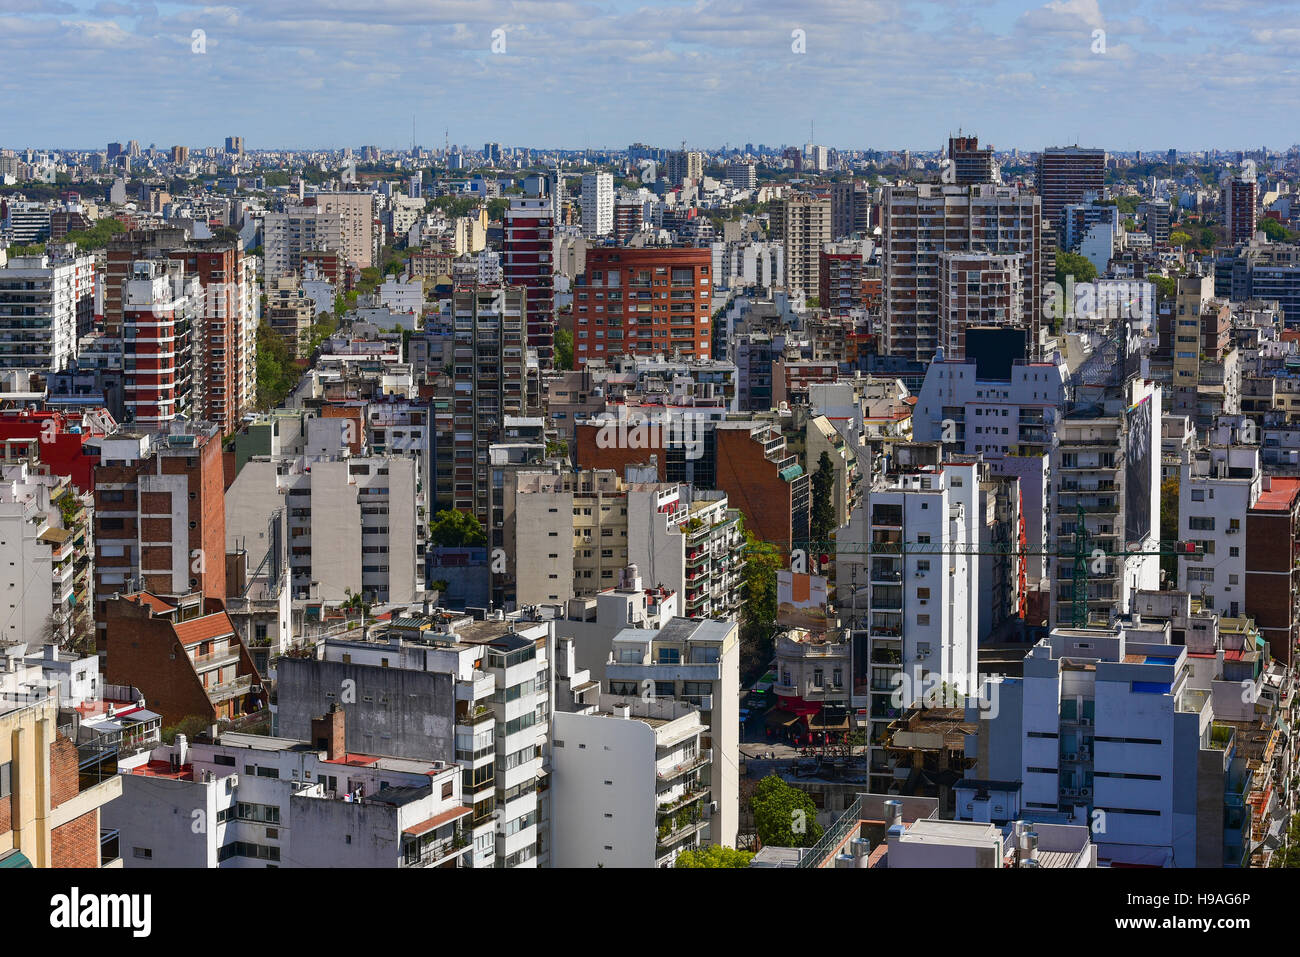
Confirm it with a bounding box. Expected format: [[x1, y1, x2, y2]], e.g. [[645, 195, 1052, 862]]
[[0, 761, 9, 799], [133, 847, 152, 860]]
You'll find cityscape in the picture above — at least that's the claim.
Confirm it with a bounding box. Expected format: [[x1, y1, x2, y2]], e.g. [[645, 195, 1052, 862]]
[[0, 4, 1294, 921]]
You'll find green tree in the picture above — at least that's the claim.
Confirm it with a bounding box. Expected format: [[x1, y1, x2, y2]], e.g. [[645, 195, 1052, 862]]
[[554, 327, 574, 370], [1148, 274, 1176, 304], [1054, 251, 1097, 288], [1160, 478, 1179, 581], [810, 451, 836, 547], [486, 197, 510, 221], [161, 714, 212, 744], [1169, 230, 1192, 247], [739, 530, 781, 682], [1271, 814, 1300, 867], [1258, 217, 1294, 242], [429, 508, 487, 547], [750, 774, 823, 848], [255, 321, 300, 409], [674, 845, 755, 868]]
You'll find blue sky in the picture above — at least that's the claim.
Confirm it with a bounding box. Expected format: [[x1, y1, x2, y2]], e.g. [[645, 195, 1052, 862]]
[[2, 0, 1297, 152]]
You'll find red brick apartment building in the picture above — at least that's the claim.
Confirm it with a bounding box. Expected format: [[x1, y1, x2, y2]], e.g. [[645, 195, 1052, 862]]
[[1247, 476, 1300, 666], [576, 247, 713, 364], [101, 591, 264, 726], [503, 198, 554, 362], [89, 422, 227, 640]]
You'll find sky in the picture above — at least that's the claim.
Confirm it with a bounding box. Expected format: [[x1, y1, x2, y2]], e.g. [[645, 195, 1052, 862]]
[[2, 0, 1298, 153]]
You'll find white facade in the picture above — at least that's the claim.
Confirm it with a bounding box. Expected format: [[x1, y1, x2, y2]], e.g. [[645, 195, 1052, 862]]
[[838, 462, 979, 789], [603, 617, 740, 848], [225, 454, 420, 603], [581, 172, 614, 239], [0, 251, 94, 373], [108, 732, 471, 868], [1178, 445, 1260, 620], [552, 695, 708, 867]]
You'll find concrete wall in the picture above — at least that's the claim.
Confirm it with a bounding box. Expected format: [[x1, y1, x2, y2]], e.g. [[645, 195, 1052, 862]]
[[276, 657, 455, 763]]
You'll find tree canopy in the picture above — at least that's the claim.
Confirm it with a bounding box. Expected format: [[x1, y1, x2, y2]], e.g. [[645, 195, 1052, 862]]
[[429, 508, 487, 547], [750, 774, 823, 848], [674, 845, 755, 868], [810, 450, 837, 546]]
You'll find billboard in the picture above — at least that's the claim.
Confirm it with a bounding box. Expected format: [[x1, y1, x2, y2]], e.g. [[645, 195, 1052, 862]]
[[1124, 395, 1153, 543], [777, 570, 829, 631]]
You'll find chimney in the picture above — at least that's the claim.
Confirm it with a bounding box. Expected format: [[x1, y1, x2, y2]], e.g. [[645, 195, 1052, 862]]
[[311, 702, 346, 760], [613, 703, 631, 719], [175, 733, 188, 768]]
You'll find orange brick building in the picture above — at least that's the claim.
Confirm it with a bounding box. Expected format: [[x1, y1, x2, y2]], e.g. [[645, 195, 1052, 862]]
[[102, 591, 264, 726], [575, 247, 713, 364]]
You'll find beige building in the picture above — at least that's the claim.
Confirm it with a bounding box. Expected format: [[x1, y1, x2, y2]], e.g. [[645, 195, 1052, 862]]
[[513, 468, 629, 605], [771, 193, 831, 305], [311, 191, 377, 269], [0, 694, 123, 868], [266, 276, 317, 358]]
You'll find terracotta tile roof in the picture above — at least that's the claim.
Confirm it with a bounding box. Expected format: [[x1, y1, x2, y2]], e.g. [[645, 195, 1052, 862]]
[[124, 591, 177, 614], [402, 805, 472, 836], [173, 611, 237, 647], [1252, 477, 1300, 512]]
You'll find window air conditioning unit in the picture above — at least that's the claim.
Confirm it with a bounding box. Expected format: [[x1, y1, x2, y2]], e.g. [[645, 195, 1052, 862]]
[[1064, 752, 1077, 761], [1080, 717, 1092, 727], [1080, 788, 1091, 798]]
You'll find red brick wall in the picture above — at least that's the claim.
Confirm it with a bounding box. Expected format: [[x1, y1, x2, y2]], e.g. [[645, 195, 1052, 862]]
[[715, 428, 793, 553], [50, 734, 80, 809], [51, 812, 100, 868], [104, 598, 217, 726], [575, 424, 667, 476], [0, 795, 10, 836]]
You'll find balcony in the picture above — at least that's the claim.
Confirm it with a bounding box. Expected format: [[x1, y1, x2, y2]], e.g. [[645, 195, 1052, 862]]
[[207, 673, 254, 703]]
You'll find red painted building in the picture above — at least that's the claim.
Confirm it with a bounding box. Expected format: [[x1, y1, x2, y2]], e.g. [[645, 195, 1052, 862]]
[[503, 198, 555, 363], [0, 409, 115, 492], [576, 247, 712, 365]]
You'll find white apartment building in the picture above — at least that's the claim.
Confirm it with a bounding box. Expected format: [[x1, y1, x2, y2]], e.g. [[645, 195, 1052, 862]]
[[225, 454, 420, 604], [964, 623, 1232, 868], [1178, 445, 1260, 620], [108, 721, 472, 868], [603, 616, 739, 848], [837, 460, 980, 791], [626, 484, 746, 621], [0, 250, 95, 373], [0, 464, 84, 646], [262, 204, 345, 282], [581, 171, 614, 239], [552, 694, 709, 867]]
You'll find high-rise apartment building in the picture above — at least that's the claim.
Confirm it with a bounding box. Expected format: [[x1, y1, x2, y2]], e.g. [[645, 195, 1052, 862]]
[[882, 184, 1043, 364], [770, 192, 831, 305], [664, 150, 703, 187], [88, 420, 228, 636], [724, 160, 757, 189], [836, 459, 979, 792], [938, 252, 1025, 359], [224, 136, 244, 156], [576, 246, 712, 364], [1222, 176, 1258, 245], [432, 286, 531, 524], [0, 248, 95, 373], [262, 204, 346, 283], [1035, 146, 1106, 232], [948, 134, 995, 185], [580, 171, 614, 239], [122, 260, 199, 430], [306, 191, 376, 270], [503, 198, 556, 362]]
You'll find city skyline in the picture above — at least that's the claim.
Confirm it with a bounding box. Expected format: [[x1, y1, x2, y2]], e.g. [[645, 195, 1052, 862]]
[[3, 0, 1299, 151]]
